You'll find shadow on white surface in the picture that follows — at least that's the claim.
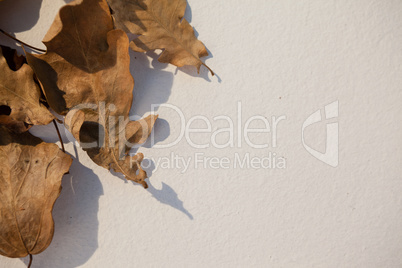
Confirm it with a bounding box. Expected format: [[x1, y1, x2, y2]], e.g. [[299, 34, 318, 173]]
[[147, 182, 193, 220], [129, 50, 173, 117], [128, 50, 195, 220], [0, 0, 42, 33]]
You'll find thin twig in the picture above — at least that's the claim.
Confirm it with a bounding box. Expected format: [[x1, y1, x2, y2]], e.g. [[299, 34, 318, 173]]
[[53, 120, 66, 153], [27, 254, 33, 268], [52, 120, 70, 174], [0, 29, 46, 53]]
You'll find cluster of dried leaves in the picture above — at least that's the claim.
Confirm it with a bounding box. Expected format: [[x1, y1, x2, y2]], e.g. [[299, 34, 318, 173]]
[[0, 0, 211, 265]]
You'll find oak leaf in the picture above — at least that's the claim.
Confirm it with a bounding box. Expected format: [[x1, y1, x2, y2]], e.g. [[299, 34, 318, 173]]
[[108, 0, 213, 75], [26, 0, 157, 188], [0, 126, 72, 258], [0, 46, 54, 132]]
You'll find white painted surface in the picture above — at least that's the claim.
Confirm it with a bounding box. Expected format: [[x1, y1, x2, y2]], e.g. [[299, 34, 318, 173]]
[[0, 0, 402, 267]]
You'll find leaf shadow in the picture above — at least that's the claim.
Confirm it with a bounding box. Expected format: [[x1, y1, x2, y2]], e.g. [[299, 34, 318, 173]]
[[111, 162, 194, 220], [28, 116, 72, 145], [129, 50, 172, 118], [0, 0, 43, 33], [124, 50, 193, 220], [183, 1, 193, 23], [148, 182, 193, 220], [21, 148, 104, 268]]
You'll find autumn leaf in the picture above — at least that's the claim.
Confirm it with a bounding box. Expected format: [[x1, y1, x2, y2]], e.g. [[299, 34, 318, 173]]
[[0, 126, 72, 258], [26, 0, 157, 188], [0, 45, 26, 71], [0, 46, 54, 133], [108, 0, 213, 75]]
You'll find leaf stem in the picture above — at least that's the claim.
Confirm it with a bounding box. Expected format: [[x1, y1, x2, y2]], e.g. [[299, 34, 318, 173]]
[[202, 63, 214, 76], [27, 254, 33, 268], [0, 29, 46, 53], [52, 120, 66, 153]]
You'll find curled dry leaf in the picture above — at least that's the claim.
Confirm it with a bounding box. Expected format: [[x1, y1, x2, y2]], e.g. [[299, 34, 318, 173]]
[[108, 0, 213, 75], [0, 126, 72, 258], [0, 46, 54, 133], [27, 0, 157, 188]]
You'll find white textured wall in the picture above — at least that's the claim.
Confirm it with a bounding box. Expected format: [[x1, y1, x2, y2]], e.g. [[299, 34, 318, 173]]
[[0, 0, 401, 267]]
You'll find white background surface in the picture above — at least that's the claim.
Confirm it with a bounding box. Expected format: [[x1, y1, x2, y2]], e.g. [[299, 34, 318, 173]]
[[1, 0, 402, 267]]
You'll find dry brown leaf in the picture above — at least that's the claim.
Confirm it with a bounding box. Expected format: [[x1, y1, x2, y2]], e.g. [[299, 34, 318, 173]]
[[0, 46, 54, 132], [0, 45, 26, 71], [26, 0, 157, 188], [108, 0, 213, 75], [0, 126, 72, 258], [0, 115, 28, 134]]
